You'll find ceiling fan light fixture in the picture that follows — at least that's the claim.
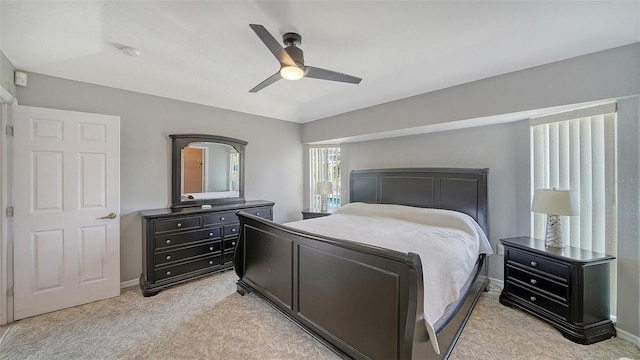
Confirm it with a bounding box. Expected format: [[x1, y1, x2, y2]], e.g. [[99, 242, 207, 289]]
[[280, 66, 304, 80]]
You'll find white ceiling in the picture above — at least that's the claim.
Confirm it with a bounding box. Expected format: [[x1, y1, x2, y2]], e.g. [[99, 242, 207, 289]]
[[1, 1, 639, 123]]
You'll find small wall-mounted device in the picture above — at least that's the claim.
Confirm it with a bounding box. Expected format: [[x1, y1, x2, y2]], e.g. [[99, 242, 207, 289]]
[[14, 71, 27, 87]]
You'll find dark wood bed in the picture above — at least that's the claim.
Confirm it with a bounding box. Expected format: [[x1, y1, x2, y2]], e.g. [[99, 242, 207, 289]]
[[233, 168, 490, 359]]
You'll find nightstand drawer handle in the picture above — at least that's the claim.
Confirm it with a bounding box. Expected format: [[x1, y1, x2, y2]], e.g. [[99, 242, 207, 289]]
[[530, 261, 538, 267], [530, 296, 536, 302], [530, 279, 537, 285]]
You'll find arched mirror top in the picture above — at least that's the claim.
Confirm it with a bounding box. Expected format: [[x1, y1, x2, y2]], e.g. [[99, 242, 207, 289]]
[[170, 134, 246, 208]]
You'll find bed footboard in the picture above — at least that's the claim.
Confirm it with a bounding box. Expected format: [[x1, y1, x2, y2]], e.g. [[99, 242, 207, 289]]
[[234, 212, 488, 360]]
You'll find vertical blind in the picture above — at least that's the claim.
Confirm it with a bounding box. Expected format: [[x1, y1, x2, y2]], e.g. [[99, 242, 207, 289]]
[[309, 146, 341, 210], [530, 103, 617, 315]]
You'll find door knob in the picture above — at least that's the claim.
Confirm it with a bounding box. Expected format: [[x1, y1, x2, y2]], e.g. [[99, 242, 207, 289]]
[[97, 212, 117, 220]]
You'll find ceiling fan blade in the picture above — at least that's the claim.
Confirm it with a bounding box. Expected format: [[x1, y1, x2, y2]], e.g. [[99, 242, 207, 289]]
[[249, 72, 282, 93], [304, 66, 362, 84], [249, 24, 296, 67]]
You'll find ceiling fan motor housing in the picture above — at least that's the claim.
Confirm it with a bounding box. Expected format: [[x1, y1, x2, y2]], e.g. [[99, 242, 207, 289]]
[[284, 46, 305, 68]]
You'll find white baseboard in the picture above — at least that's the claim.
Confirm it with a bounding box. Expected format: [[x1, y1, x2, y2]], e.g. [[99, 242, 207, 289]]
[[489, 277, 504, 288], [615, 327, 640, 349], [120, 279, 138, 289]]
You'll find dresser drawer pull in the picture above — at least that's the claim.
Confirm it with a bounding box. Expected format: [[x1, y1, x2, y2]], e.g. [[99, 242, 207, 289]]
[[166, 239, 171, 244], [177, 223, 182, 228], [209, 232, 214, 237], [166, 255, 171, 260], [231, 242, 236, 246], [256, 212, 260, 216], [209, 261, 213, 265], [530, 296, 536, 302], [220, 217, 225, 221], [209, 247, 214, 251], [530, 261, 538, 267], [232, 228, 237, 233], [166, 271, 171, 276], [530, 279, 537, 285]]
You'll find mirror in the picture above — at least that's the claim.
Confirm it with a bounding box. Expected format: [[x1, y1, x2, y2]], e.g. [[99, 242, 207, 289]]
[[170, 134, 246, 208]]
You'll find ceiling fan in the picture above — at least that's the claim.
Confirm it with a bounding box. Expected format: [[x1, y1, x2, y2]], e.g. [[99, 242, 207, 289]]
[[248, 24, 362, 93]]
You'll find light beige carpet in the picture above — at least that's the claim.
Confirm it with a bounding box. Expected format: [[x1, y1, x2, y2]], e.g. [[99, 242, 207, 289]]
[[0, 270, 638, 360]]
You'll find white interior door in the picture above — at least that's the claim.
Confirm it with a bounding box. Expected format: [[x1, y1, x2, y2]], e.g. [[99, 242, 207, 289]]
[[13, 105, 120, 320]]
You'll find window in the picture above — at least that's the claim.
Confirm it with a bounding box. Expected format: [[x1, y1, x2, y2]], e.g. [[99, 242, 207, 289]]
[[309, 146, 341, 210], [530, 102, 617, 316]]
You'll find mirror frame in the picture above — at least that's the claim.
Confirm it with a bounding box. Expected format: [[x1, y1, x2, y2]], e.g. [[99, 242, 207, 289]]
[[170, 134, 247, 208]]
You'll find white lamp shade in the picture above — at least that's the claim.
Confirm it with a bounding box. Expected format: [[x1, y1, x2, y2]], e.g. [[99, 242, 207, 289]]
[[531, 189, 580, 216], [316, 181, 333, 195]]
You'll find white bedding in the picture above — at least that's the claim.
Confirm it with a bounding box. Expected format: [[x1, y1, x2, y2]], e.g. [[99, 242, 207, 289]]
[[285, 202, 492, 354]]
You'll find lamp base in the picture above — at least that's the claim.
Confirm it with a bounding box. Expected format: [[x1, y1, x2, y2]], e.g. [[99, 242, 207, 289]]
[[320, 195, 328, 213], [545, 214, 564, 248]]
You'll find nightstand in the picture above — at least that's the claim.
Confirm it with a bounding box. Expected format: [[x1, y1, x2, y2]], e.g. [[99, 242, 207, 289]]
[[499, 236, 616, 344], [301, 208, 334, 220]]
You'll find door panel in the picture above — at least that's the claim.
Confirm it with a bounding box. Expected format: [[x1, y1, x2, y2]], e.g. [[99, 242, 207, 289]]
[[13, 105, 120, 320]]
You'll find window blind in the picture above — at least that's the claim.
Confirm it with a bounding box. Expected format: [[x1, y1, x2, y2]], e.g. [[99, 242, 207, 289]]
[[309, 146, 341, 210], [530, 103, 617, 316]]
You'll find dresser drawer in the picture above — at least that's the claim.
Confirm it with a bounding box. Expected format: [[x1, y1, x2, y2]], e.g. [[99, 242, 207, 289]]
[[154, 216, 201, 233], [155, 255, 223, 281], [203, 211, 238, 225], [223, 224, 240, 237], [506, 264, 569, 302], [223, 251, 234, 265], [244, 207, 272, 218], [155, 228, 221, 249], [223, 237, 238, 252], [155, 241, 222, 266], [506, 281, 569, 321], [507, 248, 569, 280]]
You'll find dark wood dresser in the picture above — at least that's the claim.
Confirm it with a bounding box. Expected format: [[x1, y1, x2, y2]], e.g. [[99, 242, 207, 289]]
[[499, 236, 616, 344], [139, 200, 274, 296]]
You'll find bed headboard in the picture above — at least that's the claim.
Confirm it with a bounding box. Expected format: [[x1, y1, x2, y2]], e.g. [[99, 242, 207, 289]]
[[349, 168, 489, 236]]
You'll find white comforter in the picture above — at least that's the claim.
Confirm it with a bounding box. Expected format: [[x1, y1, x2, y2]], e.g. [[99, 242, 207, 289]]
[[285, 202, 493, 354]]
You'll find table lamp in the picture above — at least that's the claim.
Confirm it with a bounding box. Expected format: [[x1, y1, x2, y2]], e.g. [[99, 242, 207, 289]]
[[531, 188, 580, 248], [316, 181, 333, 212]]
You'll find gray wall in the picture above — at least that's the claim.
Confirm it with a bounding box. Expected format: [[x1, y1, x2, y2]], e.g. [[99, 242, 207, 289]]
[[16, 73, 303, 283], [0, 50, 17, 98]]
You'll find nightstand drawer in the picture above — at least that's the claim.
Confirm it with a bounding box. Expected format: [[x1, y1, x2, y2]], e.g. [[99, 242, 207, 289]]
[[507, 249, 569, 280], [155, 241, 222, 266], [155, 228, 221, 249], [506, 264, 568, 302], [506, 282, 569, 321]]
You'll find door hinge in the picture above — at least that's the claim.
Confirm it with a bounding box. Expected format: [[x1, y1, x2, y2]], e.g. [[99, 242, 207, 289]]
[[7, 286, 13, 297], [5, 125, 13, 136], [6, 206, 14, 217]]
